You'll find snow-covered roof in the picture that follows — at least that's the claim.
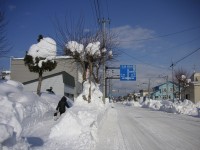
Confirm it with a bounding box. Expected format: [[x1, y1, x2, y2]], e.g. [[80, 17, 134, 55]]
[[1, 71, 11, 74], [13, 56, 72, 60]]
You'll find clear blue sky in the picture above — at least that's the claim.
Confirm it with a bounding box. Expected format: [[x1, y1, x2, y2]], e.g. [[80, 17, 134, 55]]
[[1, 0, 200, 94]]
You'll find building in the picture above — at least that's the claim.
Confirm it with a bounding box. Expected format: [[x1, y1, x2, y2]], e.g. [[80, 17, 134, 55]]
[[182, 73, 200, 103], [139, 89, 149, 97], [11, 56, 82, 99], [151, 81, 179, 100]]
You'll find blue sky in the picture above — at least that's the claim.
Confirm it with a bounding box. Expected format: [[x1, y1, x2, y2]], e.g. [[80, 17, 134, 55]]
[[1, 0, 200, 94]]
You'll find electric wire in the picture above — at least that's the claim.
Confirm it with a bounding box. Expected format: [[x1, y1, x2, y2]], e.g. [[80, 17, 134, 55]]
[[118, 49, 169, 70], [105, 0, 110, 19], [138, 35, 200, 59], [97, 0, 103, 20], [89, 0, 99, 29], [171, 47, 200, 67], [120, 25, 200, 43]]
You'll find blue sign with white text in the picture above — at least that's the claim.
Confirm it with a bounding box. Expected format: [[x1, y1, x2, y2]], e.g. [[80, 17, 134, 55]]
[[120, 65, 136, 81]]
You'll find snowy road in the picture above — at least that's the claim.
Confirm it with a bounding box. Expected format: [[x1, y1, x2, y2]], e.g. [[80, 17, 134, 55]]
[[96, 103, 200, 150]]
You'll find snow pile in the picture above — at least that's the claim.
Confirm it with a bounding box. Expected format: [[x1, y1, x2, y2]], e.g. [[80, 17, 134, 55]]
[[0, 79, 61, 149], [174, 100, 200, 116], [27, 36, 57, 68], [123, 100, 141, 107], [48, 80, 109, 150], [140, 98, 200, 116], [1, 77, 199, 149], [0, 78, 109, 150]]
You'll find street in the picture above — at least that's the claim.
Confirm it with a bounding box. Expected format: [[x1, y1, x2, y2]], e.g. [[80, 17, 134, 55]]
[[96, 103, 200, 150]]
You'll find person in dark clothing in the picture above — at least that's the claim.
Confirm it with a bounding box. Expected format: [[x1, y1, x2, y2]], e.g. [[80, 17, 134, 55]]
[[56, 96, 68, 114], [54, 96, 70, 120], [46, 87, 55, 94]]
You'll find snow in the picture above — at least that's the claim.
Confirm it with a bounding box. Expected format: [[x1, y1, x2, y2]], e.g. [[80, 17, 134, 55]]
[[108, 50, 113, 56], [66, 41, 104, 60], [66, 41, 84, 54], [124, 98, 200, 116], [97, 103, 200, 150], [27, 37, 57, 68], [28, 37, 56, 58], [0, 79, 199, 149], [86, 42, 101, 56], [0, 79, 108, 149]]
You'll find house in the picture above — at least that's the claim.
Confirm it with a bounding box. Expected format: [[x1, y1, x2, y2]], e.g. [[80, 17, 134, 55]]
[[139, 89, 149, 97], [151, 81, 179, 100], [182, 73, 200, 103], [10, 56, 82, 99]]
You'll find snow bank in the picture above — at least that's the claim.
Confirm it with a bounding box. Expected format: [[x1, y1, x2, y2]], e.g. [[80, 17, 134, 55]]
[[123, 100, 141, 107], [0, 79, 61, 149], [0, 79, 109, 150], [140, 98, 200, 117], [48, 80, 109, 150]]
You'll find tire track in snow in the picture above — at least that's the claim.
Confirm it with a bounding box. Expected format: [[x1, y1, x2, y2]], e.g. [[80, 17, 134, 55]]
[[95, 106, 127, 150]]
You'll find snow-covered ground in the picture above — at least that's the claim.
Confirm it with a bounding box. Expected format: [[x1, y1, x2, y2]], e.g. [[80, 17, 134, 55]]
[[96, 103, 200, 150], [0, 79, 200, 150], [0, 79, 109, 150]]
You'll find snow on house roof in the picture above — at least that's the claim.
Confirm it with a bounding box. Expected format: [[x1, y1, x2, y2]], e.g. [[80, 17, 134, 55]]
[[12, 56, 72, 60]]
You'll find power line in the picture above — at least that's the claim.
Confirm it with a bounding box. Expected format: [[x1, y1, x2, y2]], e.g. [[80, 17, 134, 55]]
[[96, 0, 102, 19], [105, 0, 110, 19], [93, 0, 101, 22], [88, 0, 99, 29], [120, 25, 200, 43], [118, 49, 169, 70], [138, 35, 200, 58], [171, 47, 200, 67]]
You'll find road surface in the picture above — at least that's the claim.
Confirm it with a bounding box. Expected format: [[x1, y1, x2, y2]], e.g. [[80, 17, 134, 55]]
[[96, 103, 200, 150]]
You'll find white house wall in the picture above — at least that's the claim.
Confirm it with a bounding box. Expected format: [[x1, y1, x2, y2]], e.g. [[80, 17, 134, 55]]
[[11, 57, 81, 98], [24, 75, 65, 96], [194, 83, 200, 103], [42, 74, 64, 96]]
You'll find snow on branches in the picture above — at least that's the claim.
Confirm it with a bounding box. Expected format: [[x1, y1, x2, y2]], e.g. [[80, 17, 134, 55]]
[[66, 41, 113, 60], [27, 37, 57, 68]]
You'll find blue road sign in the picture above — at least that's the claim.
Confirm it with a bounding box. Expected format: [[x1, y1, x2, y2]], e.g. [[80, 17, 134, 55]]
[[120, 65, 136, 81]]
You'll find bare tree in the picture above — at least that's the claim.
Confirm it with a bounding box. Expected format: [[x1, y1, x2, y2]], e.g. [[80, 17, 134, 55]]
[[54, 16, 119, 103], [91, 30, 119, 83], [174, 67, 190, 100], [0, 11, 10, 57]]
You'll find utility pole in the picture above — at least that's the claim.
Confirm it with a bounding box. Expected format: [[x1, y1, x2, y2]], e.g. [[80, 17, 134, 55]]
[[99, 18, 110, 104], [193, 64, 196, 73], [148, 78, 151, 99], [170, 63, 175, 102], [166, 75, 168, 99], [108, 70, 113, 100]]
